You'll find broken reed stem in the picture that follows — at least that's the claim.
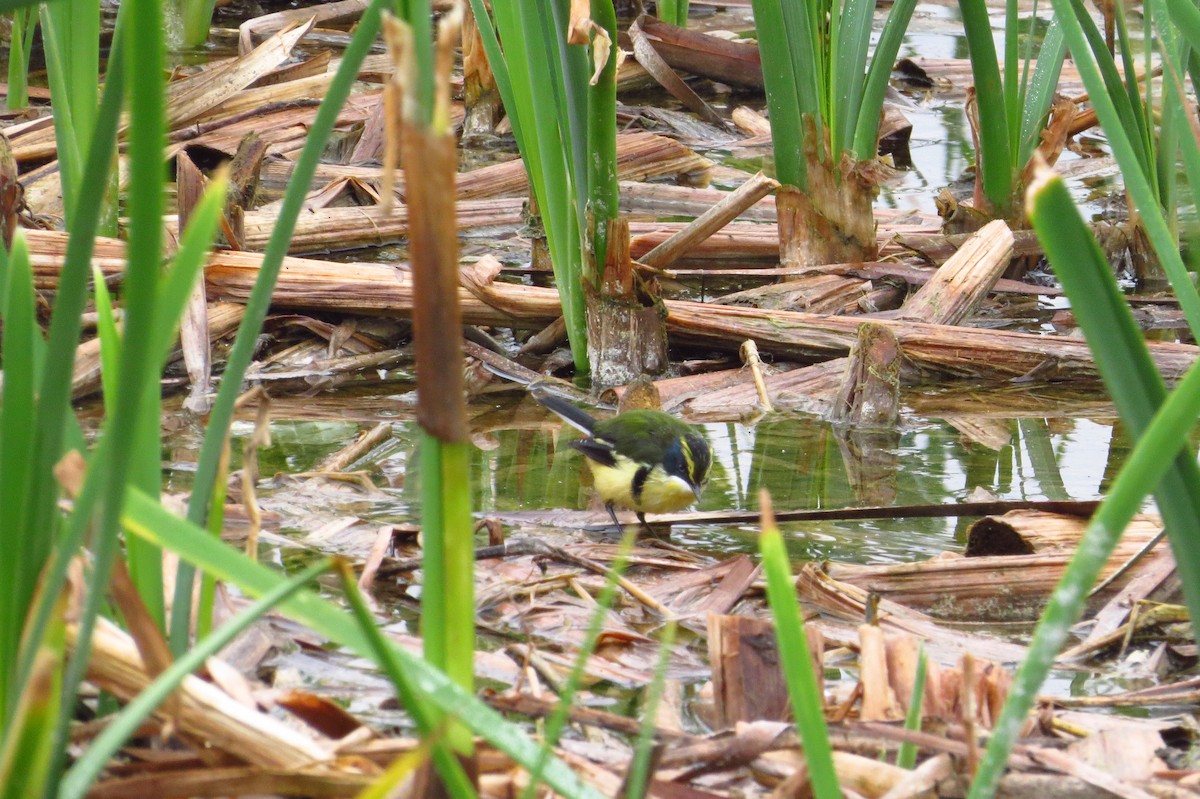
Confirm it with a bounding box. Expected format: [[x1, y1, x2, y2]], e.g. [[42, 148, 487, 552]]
[[640, 171, 780, 269], [397, 64, 468, 443], [740, 339, 773, 412]]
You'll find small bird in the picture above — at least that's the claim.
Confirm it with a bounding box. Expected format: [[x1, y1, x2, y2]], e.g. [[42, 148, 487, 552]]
[[533, 388, 711, 531]]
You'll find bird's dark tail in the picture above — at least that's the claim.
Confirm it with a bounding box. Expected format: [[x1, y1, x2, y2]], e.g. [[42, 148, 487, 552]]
[[531, 387, 598, 436]]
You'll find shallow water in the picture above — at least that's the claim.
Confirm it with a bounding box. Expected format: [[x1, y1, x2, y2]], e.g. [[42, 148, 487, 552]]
[[161, 388, 1157, 570]]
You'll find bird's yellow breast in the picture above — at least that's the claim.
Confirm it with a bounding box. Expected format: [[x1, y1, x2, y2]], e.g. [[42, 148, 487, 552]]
[[585, 454, 698, 514]]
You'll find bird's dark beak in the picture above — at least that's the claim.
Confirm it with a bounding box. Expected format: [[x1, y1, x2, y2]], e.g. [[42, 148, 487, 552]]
[[692, 485, 703, 502]]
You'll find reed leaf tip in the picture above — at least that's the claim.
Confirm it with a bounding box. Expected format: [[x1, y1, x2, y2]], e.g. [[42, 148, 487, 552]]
[[1023, 151, 1060, 214]]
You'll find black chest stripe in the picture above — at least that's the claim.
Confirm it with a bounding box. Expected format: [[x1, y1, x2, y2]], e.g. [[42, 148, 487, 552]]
[[631, 465, 652, 503]]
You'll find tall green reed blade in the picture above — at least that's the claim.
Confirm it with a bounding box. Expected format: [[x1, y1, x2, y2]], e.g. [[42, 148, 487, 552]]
[[171, 0, 219, 49], [957, 0, 1011, 211], [896, 644, 927, 769], [45, 0, 169, 791], [5, 9, 37, 109], [585, 0, 618, 277], [124, 489, 603, 799], [1016, 21, 1065, 172], [39, 0, 102, 227], [624, 620, 678, 799], [0, 584, 65, 799], [758, 491, 839, 799], [8, 15, 125, 736], [851, 0, 918, 159], [462, 0, 620, 373], [5, 109, 215, 776], [969, 166, 1200, 799], [124, 168, 229, 630], [175, 0, 393, 651], [1160, 0, 1200, 237], [830, 0, 873, 154], [1051, 0, 1200, 328], [657, 0, 688, 27], [754, 0, 914, 189], [750, 0, 815, 188], [385, 8, 476, 766], [0, 231, 40, 723], [956, 0, 1065, 216]]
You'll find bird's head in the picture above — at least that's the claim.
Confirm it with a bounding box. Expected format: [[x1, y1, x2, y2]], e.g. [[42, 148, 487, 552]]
[[663, 431, 712, 501]]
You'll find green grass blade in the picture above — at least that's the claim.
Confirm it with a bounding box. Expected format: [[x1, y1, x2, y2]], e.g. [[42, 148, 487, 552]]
[[1162, 0, 1200, 221], [1016, 20, 1066, 169], [657, 0, 688, 26], [0, 590, 64, 799], [547, 0, 590, 227], [1004, 0, 1018, 156], [624, 620, 677, 799], [123, 157, 227, 634], [896, 644, 927, 769], [91, 265, 119, 408], [492, 0, 587, 368], [464, 0, 521, 147], [12, 22, 129, 714], [523, 532, 636, 799], [47, 1, 168, 791], [22, 10, 125, 579], [852, 0, 918, 158], [36, 5, 81, 217], [957, 0, 1012, 211], [1059, 0, 1153, 177], [969, 165, 1200, 799], [179, 0, 219, 48], [6, 10, 36, 108], [1053, 0, 1200, 327], [418, 435, 447, 672], [0, 232, 39, 722], [830, 0, 874, 154], [759, 494, 840, 799], [586, 0, 618, 274], [1113, 0, 1156, 187], [750, 0, 806, 187]]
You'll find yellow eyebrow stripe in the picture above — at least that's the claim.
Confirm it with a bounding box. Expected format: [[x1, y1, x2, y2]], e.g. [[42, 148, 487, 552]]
[[681, 439, 695, 481]]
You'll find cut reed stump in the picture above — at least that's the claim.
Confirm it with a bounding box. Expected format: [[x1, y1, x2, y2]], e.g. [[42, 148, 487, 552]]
[[585, 217, 669, 386], [776, 119, 880, 268], [831, 323, 903, 427], [460, 1, 501, 136]]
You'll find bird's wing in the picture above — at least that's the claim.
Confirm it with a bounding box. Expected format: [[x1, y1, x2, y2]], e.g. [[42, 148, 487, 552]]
[[570, 437, 619, 468]]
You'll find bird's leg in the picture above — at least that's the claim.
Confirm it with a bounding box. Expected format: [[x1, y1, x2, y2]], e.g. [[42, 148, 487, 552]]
[[637, 511, 671, 539], [605, 503, 623, 535]]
